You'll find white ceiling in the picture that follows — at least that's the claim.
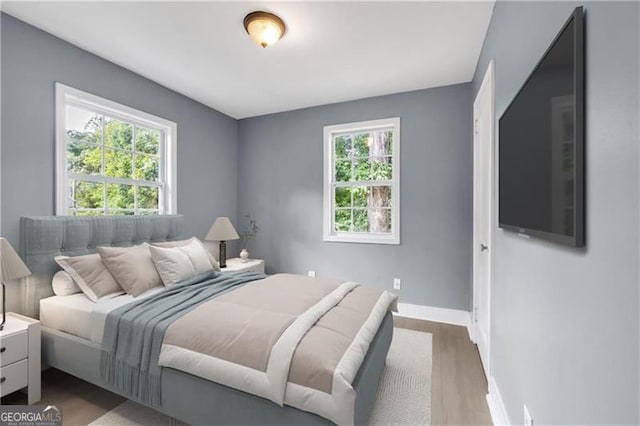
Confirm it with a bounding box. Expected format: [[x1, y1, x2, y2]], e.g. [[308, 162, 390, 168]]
[[2, 1, 495, 119]]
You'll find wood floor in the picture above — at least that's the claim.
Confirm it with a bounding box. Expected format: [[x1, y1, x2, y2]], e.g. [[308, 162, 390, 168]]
[[393, 317, 492, 425], [2, 317, 492, 425]]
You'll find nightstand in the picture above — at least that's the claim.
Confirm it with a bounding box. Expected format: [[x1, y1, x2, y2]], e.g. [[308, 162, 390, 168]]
[[0, 313, 41, 404], [222, 258, 265, 274]]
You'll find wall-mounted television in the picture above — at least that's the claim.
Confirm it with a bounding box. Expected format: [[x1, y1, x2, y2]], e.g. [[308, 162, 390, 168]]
[[499, 6, 585, 247]]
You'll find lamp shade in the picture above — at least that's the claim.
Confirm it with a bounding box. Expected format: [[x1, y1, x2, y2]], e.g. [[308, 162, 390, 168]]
[[0, 238, 31, 281], [206, 217, 240, 241]]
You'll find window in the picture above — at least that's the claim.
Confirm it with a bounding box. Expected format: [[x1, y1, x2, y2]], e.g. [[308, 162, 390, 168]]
[[323, 117, 400, 244], [55, 84, 176, 216]]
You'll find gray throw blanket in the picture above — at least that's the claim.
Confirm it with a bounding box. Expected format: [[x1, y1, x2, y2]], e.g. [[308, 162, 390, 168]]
[[100, 270, 267, 405]]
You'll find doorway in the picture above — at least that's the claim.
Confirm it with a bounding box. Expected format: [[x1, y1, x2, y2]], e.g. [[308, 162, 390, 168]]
[[472, 60, 494, 379]]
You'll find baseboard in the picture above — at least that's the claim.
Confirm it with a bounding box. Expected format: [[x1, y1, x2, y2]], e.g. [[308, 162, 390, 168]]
[[486, 376, 510, 425], [395, 303, 472, 330]]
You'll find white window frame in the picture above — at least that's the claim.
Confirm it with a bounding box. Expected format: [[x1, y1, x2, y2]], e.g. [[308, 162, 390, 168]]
[[323, 117, 400, 245], [55, 83, 177, 215]]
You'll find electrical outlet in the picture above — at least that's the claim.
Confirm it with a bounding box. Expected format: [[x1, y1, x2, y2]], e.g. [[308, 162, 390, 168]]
[[524, 405, 533, 426], [393, 278, 401, 290], [308, 270, 316, 277]]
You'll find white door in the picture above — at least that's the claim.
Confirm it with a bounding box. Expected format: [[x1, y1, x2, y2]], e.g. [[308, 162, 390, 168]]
[[473, 60, 494, 379]]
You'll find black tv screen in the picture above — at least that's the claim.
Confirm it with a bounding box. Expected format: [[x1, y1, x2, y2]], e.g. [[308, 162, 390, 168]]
[[499, 6, 585, 247]]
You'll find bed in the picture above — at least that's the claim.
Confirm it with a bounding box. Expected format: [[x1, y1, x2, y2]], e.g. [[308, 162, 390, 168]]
[[20, 215, 394, 425]]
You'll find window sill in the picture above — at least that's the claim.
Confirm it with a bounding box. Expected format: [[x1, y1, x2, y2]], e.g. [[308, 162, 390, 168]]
[[323, 233, 400, 245]]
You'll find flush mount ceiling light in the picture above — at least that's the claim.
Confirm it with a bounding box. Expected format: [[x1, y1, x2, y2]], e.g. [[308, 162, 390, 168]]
[[243, 11, 286, 48]]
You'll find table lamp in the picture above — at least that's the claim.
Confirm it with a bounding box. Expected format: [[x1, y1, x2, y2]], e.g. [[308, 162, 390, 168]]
[[206, 217, 239, 268], [1, 238, 31, 331]]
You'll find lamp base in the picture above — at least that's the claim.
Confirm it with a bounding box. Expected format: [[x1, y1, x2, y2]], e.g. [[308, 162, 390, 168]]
[[219, 241, 227, 268]]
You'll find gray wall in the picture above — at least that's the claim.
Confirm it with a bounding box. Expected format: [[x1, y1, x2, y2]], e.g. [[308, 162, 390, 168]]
[[1, 13, 238, 250], [238, 84, 473, 310], [472, 1, 639, 424]]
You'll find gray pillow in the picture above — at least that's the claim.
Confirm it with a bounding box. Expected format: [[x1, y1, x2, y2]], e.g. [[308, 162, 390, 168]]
[[55, 253, 124, 302], [98, 244, 163, 297]]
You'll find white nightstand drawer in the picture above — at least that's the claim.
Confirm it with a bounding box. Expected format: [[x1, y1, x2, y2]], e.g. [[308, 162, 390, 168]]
[[0, 331, 28, 367], [0, 359, 28, 397]]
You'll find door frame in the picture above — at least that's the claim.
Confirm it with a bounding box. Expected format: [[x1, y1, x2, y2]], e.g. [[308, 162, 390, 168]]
[[472, 59, 495, 380]]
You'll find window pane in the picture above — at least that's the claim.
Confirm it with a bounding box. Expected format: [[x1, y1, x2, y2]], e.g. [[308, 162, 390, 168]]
[[135, 154, 159, 181], [353, 157, 392, 181], [352, 186, 368, 207], [382, 130, 393, 155], [66, 106, 102, 144], [135, 127, 160, 155], [67, 142, 102, 175], [107, 183, 134, 210], [352, 133, 370, 158], [353, 158, 370, 181], [105, 149, 133, 178], [368, 208, 392, 233], [351, 185, 392, 208], [138, 186, 159, 209], [104, 117, 133, 150], [369, 130, 393, 157], [335, 160, 351, 182], [371, 185, 392, 207], [335, 187, 351, 208], [371, 157, 392, 180], [352, 209, 369, 232], [334, 209, 351, 232], [72, 180, 104, 209], [138, 210, 160, 216], [334, 136, 351, 159]]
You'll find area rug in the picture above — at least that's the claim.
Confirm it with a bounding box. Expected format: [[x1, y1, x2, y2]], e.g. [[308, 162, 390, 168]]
[[89, 327, 432, 426]]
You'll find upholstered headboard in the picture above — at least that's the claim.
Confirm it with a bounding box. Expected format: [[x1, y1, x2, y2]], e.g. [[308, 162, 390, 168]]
[[19, 215, 184, 317]]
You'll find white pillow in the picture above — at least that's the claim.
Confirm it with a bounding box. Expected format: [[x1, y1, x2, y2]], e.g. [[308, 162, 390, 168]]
[[52, 271, 82, 296], [149, 239, 214, 286], [151, 238, 220, 271]]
